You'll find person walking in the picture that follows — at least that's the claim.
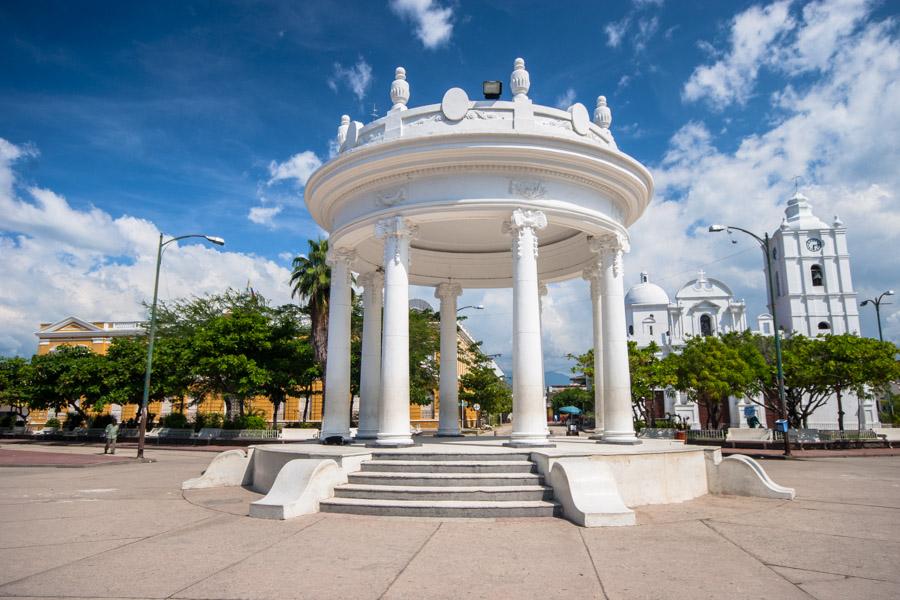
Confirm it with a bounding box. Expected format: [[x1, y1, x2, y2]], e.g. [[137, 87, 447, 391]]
[[104, 419, 119, 455]]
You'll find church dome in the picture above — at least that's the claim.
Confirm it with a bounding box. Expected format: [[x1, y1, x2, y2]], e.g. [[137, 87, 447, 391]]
[[625, 272, 670, 306]]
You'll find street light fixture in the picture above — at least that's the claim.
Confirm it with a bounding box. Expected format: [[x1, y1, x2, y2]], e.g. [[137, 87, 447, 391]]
[[136, 233, 225, 460], [708, 223, 791, 457], [860, 290, 894, 342], [457, 304, 485, 312]]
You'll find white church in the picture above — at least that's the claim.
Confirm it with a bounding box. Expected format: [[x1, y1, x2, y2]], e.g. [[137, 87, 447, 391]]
[[625, 191, 878, 430]]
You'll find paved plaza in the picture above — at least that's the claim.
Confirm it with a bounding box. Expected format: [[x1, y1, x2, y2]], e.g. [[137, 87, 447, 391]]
[[0, 442, 898, 600]]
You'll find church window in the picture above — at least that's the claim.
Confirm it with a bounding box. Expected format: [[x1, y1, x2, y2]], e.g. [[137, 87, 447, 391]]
[[628, 325, 634, 336], [700, 314, 713, 337], [649, 325, 654, 335], [810, 264, 824, 287], [775, 273, 781, 296], [818, 321, 831, 331]]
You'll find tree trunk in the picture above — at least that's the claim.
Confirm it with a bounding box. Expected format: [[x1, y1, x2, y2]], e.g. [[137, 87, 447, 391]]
[[272, 399, 281, 430], [302, 390, 310, 422], [836, 387, 845, 434]]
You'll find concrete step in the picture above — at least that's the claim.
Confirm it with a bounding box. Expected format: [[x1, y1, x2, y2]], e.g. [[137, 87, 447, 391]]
[[360, 460, 535, 474], [371, 452, 533, 462], [319, 497, 559, 518], [334, 483, 555, 502], [348, 471, 543, 487]]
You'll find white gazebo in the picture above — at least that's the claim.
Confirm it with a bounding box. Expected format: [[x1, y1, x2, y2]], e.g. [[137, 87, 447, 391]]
[[304, 58, 653, 448]]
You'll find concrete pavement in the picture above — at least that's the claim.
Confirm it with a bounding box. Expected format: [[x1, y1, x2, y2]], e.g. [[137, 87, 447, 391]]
[[0, 443, 897, 599]]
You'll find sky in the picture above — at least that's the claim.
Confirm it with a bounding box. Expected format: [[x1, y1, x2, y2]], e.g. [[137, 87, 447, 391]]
[[1, 0, 898, 380]]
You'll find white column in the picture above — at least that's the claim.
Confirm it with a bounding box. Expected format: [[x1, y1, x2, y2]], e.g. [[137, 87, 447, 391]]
[[356, 271, 384, 440], [594, 233, 638, 444], [374, 216, 417, 446], [504, 209, 551, 446], [435, 282, 463, 436], [538, 283, 549, 420], [320, 247, 356, 441], [582, 261, 604, 438]]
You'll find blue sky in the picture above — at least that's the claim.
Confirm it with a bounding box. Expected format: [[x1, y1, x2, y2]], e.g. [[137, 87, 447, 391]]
[[1, 0, 898, 376]]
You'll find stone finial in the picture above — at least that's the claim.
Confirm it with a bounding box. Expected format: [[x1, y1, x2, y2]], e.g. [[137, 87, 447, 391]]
[[594, 96, 612, 129], [833, 214, 844, 228], [390, 66, 409, 112], [337, 114, 350, 147], [510, 57, 530, 101]]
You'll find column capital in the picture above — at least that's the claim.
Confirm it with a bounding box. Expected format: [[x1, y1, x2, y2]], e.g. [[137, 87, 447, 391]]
[[503, 209, 547, 259], [538, 282, 549, 297], [503, 208, 548, 233], [326, 246, 356, 268], [588, 233, 629, 278], [435, 281, 463, 301], [582, 265, 602, 287], [358, 270, 384, 290], [375, 215, 418, 240], [587, 232, 630, 255]]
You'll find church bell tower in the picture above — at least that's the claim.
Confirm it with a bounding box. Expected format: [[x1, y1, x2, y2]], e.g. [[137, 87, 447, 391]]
[[770, 192, 859, 336]]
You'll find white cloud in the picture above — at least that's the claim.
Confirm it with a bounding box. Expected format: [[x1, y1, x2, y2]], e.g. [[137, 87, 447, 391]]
[[248, 205, 283, 226], [328, 58, 373, 102], [605, 17, 631, 48], [554, 88, 577, 109], [604, 1, 663, 51], [0, 140, 293, 356], [389, 0, 454, 49], [268, 150, 322, 186], [682, 0, 794, 108]]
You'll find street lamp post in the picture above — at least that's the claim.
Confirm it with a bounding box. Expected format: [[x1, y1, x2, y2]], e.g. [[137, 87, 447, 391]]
[[860, 290, 894, 342], [709, 224, 791, 457], [136, 233, 224, 460]]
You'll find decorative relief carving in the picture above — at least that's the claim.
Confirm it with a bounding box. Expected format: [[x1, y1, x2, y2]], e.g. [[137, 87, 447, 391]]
[[537, 117, 574, 132], [405, 114, 443, 128], [358, 129, 384, 145], [375, 185, 407, 207], [508, 178, 547, 200], [464, 110, 501, 120]]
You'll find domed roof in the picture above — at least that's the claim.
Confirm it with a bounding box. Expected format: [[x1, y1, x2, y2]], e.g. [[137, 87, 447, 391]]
[[625, 272, 670, 306]]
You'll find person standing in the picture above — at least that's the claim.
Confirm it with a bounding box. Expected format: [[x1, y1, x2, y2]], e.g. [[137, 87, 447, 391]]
[[104, 419, 119, 455]]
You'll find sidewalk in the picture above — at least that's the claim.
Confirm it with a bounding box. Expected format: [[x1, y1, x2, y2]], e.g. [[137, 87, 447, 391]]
[[722, 446, 900, 459], [1, 443, 898, 599]]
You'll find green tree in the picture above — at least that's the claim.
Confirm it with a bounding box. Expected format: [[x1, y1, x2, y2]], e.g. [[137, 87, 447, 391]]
[[459, 343, 512, 420], [671, 335, 757, 429], [257, 304, 313, 428], [816, 334, 900, 433], [549, 387, 592, 414], [27, 345, 105, 424], [100, 337, 162, 417], [628, 341, 676, 425], [0, 356, 32, 423], [408, 306, 440, 406], [290, 238, 331, 380]]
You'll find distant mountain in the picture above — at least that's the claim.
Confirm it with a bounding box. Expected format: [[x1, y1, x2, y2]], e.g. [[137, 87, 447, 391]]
[[544, 371, 573, 386]]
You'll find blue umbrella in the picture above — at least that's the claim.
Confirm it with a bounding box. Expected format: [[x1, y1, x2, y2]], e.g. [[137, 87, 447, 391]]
[[558, 406, 582, 415]]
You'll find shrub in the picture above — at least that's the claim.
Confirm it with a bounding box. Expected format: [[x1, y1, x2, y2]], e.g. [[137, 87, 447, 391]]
[[0, 414, 15, 427], [160, 412, 189, 429], [224, 413, 268, 430], [194, 412, 224, 431], [44, 417, 61, 429], [284, 421, 319, 429]]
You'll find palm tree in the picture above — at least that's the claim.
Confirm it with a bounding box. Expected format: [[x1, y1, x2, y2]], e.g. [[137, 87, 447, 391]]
[[290, 239, 331, 381]]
